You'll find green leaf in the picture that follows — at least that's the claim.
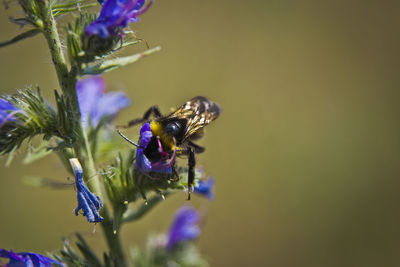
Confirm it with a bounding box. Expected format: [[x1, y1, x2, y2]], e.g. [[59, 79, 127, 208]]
[[23, 138, 54, 164], [53, 3, 97, 17], [52, 0, 93, 10], [22, 175, 73, 189], [57, 239, 86, 266], [5, 147, 17, 167], [82, 46, 161, 75], [75, 233, 103, 266], [9, 17, 33, 27], [0, 29, 41, 48]]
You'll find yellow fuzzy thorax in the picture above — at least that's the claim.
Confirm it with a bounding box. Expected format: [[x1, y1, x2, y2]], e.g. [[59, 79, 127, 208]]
[[150, 121, 178, 151]]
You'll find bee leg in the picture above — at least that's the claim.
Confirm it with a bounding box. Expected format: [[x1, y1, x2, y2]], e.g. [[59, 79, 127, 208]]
[[188, 141, 206, 154], [118, 105, 162, 128], [172, 164, 179, 181], [187, 147, 196, 200]]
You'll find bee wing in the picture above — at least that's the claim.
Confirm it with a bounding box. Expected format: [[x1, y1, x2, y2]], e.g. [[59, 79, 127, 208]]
[[167, 96, 221, 141]]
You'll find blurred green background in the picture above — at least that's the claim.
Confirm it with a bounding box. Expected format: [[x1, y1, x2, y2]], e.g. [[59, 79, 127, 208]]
[[1, 0, 400, 266]]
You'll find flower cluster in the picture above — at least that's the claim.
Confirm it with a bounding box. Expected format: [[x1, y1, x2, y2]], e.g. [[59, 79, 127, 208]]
[[0, 249, 63, 267], [0, 89, 63, 156], [135, 123, 176, 173], [86, 0, 154, 38], [131, 205, 206, 266]]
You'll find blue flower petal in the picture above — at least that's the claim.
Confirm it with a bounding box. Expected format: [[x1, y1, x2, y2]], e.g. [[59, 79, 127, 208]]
[[0, 99, 18, 111], [166, 206, 201, 250], [76, 76, 105, 127], [70, 158, 103, 223], [76, 76, 130, 128], [86, 0, 153, 38], [134, 123, 153, 172], [0, 98, 19, 126], [194, 177, 215, 200], [93, 91, 131, 126], [135, 148, 153, 172], [138, 123, 152, 147], [0, 249, 64, 267]]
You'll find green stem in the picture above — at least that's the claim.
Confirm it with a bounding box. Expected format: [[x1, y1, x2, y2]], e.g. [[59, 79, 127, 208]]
[[37, 2, 127, 265], [37, 0, 77, 103], [101, 206, 127, 267], [81, 124, 103, 197]]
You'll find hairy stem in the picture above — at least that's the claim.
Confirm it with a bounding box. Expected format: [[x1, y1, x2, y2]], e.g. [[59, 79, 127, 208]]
[[81, 123, 103, 197], [37, 0, 77, 105], [36, 0, 104, 194], [101, 207, 127, 267], [37, 2, 126, 265]]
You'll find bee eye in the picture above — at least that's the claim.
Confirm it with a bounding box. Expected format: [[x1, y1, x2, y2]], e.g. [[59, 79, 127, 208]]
[[165, 122, 181, 135]]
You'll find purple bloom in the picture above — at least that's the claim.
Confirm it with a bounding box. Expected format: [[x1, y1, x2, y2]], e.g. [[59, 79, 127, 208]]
[[86, 0, 154, 38], [0, 99, 19, 126], [0, 249, 63, 267], [166, 206, 201, 250], [134, 123, 175, 173], [76, 76, 130, 128], [194, 177, 215, 200], [70, 158, 103, 223]]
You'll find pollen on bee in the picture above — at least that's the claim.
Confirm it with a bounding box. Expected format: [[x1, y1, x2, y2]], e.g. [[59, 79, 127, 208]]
[[150, 120, 175, 150]]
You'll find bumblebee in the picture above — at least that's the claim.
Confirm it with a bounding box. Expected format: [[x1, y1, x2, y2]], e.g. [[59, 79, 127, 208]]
[[118, 96, 221, 199]]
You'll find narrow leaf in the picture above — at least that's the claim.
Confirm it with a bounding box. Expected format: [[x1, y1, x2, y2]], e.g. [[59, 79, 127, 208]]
[[75, 233, 103, 266], [0, 29, 41, 48], [53, 3, 97, 17], [23, 139, 54, 164], [5, 147, 17, 167], [22, 175, 73, 189], [82, 46, 161, 75]]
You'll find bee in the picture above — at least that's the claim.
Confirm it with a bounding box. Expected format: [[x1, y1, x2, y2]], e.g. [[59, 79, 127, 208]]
[[118, 96, 221, 199]]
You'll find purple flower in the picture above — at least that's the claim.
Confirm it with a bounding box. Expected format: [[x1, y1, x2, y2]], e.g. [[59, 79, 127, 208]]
[[0, 249, 63, 267], [194, 177, 215, 200], [134, 123, 176, 173], [0, 98, 19, 126], [166, 206, 201, 250], [76, 76, 130, 128], [86, 0, 154, 38], [70, 158, 103, 223]]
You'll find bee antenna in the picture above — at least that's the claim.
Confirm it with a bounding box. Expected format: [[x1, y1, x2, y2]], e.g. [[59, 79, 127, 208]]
[[117, 130, 143, 149]]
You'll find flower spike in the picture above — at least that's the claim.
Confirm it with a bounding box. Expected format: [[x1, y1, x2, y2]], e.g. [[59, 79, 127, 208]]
[[86, 0, 154, 38]]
